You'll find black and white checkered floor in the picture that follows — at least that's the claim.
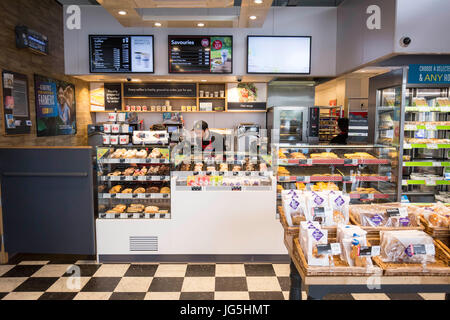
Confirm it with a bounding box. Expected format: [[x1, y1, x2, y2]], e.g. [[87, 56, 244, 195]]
[[0, 258, 445, 300]]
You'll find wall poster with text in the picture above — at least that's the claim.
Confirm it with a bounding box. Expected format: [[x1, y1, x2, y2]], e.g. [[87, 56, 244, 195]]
[[34, 74, 77, 137]]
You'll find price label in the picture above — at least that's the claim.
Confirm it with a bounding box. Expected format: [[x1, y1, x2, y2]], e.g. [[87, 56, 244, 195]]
[[191, 186, 202, 191], [306, 159, 313, 165], [428, 143, 438, 149], [232, 186, 242, 191], [120, 213, 128, 219], [304, 176, 310, 183], [116, 193, 127, 199], [138, 194, 146, 199], [106, 213, 116, 219], [404, 125, 415, 130], [404, 144, 412, 149], [316, 244, 332, 255], [358, 246, 380, 257], [133, 213, 140, 219], [352, 159, 358, 165], [418, 106, 430, 112], [133, 176, 138, 181], [425, 124, 436, 130], [138, 176, 147, 181], [103, 194, 111, 199], [330, 243, 342, 255], [367, 193, 375, 200], [425, 178, 437, 186]]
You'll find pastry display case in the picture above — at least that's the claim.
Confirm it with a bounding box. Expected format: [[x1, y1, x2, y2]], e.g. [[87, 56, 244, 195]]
[[402, 87, 450, 203], [171, 151, 274, 192], [274, 144, 398, 209], [96, 146, 172, 219]]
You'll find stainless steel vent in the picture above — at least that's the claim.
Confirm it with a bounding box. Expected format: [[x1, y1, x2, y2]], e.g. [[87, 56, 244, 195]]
[[129, 236, 158, 252]]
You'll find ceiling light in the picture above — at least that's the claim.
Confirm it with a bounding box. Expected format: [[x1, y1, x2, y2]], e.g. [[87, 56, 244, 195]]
[[197, 23, 205, 27], [254, 0, 263, 4], [249, 16, 257, 20], [201, 80, 207, 82], [154, 22, 162, 27], [118, 10, 127, 15]]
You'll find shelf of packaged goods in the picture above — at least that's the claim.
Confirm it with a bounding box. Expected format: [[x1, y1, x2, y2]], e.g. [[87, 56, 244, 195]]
[[403, 161, 450, 167], [404, 124, 450, 131], [176, 186, 272, 192], [405, 106, 450, 112], [174, 171, 271, 177], [402, 179, 450, 186], [277, 158, 389, 166], [99, 212, 171, 220], [99, 176, 170, 182], [403, 144, 450, 150], [349, 193, 391, 200], [99, 158, 171, 164], [100, 193, 170, 199]]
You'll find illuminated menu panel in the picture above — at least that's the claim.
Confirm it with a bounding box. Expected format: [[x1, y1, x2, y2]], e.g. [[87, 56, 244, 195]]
[[169, 36, 232, 74], [90, 35, 154, 73]]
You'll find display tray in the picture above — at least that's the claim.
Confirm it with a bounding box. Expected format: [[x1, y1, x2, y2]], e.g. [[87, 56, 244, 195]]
[[292, 238, 382, 276], [99, 176, 170, 182], [100, 193, 170, 199], [277, 158, 389, 166], [349, 212, 425, 238], [174, 171, 271, 177], [420, 216, 450, 247], [278, 175, 390, 183], [99, 158, 171, 164], [371, 239, 450, 276], [99, 212, 171, 220], [176, 185, 272, 192]]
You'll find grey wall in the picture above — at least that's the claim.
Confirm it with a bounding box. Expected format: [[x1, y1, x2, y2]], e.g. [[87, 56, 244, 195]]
[[394, 0, 450, 54], [64, 6, 337, 77], [267, 83, 315, 107], [336, 0, 396, 75]]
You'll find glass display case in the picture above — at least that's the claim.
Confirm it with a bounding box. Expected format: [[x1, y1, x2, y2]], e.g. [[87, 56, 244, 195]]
[[96, 146, 172, 219], [402, 86, 450, 203], [267, 106, 309, 144], [273, 144, 398, 210], [171, 152, 274, 191]]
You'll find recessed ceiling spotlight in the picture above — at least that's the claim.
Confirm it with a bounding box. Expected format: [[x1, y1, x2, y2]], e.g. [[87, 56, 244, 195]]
[[197, 23, 205, 27], [201, 80, 207, 82], [254, 0, 263, 4], [118, 10, 127, 15], [154, 22, 162, 27], [249, 16, 257, 20]]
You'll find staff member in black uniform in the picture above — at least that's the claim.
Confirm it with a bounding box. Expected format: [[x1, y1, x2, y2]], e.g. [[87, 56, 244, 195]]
[[330, 118, 349, 145], [193, 120, 217, 152]]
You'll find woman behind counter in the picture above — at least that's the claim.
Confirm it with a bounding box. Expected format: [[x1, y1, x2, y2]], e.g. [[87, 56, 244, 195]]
[[330, 118, 349, 145]]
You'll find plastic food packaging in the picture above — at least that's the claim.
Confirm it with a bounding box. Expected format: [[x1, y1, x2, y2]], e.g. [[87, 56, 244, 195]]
[[380, 230, 435, 264], [299, 222, 329, 266]]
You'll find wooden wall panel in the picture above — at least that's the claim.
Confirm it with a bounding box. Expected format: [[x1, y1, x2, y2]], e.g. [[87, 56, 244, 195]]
[[0, 0, 92, 147]]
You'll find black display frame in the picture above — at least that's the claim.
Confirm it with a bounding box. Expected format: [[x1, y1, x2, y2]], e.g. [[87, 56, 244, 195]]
[[168, 35, 233, 74], [1, 70, 32, 135], [89, 35, 155, 74], [246, 35, 312, 75]]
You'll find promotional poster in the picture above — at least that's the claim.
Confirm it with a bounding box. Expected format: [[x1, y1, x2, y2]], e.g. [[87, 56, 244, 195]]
[[34, 75, 77, 137], [2, 71, 31, 135]]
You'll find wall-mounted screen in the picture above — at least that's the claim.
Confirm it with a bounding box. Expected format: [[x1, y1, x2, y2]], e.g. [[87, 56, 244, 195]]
[[169, 36, 232, 74], [89, 35, 154, 73], [247, 36, 311, 74]]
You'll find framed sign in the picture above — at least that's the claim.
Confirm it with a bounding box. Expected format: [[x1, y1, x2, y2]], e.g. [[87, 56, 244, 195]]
[[90, 83, 122, 111], [124, 83, 197, 98], [2, 70, 31, 135], [227, 83, 267, 111], [34, 74, 77, 137]]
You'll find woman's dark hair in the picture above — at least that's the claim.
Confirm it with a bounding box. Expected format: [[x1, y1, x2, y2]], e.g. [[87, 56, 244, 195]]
[[337, 118, 349, 132], [194, 120, 208, 131]]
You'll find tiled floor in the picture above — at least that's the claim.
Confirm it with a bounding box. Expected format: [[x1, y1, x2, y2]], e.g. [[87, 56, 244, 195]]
[[0, 258, 446, 300]]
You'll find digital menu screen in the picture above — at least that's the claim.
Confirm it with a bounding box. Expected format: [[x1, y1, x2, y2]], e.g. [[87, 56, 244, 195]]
[[247, 36, 311, 74], [169, 36, 232, 74], [90, 35, 154, 73]]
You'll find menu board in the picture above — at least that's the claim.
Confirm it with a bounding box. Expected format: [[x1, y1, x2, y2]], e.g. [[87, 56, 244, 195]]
[[90, 35, 154, 73], [169, 36, 232, 74], [247, 36, 311, 74]]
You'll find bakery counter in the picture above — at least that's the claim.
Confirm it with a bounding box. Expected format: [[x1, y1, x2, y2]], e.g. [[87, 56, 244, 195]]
[[95, 175, 287, 261]]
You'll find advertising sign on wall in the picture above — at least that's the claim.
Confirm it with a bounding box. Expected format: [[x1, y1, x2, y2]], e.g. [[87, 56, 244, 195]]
[[90, 83, 122, 111], [2, 71, 32, 135], [408, 64, 450, 84], [227, 83, 267, 111], [34, 74, 77, 137], [124, 83, 197, 98]]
